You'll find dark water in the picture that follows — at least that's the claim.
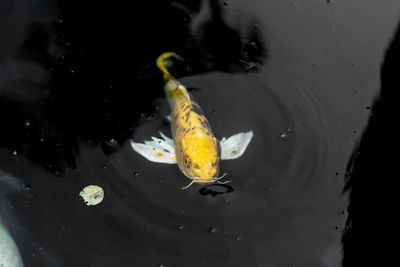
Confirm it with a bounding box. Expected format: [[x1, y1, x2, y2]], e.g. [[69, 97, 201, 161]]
[[1, 0, 399, 266]]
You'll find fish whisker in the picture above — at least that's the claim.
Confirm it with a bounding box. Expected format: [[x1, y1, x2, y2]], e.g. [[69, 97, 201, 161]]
[[180, 178, 200, 190], [217, 180, 231, 185]]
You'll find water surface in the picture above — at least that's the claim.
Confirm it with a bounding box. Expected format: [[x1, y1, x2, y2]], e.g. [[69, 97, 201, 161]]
[[1, 0, 400, 266]]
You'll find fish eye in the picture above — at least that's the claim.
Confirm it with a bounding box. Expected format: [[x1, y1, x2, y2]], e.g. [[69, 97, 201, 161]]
[[184, 155, 192, 167]]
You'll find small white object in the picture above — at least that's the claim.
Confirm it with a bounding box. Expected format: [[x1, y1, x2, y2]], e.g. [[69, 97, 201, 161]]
[[79, 185, 104, 206], [220, 131, 254, 160]]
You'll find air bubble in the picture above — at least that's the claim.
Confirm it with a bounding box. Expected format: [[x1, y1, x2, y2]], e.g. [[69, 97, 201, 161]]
[[106, 139, 118, 147], [279, 128, 291, 138]]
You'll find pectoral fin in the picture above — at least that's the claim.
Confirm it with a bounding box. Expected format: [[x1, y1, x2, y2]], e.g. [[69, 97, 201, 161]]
[[220, 131, 254, 160], [130, 133, 176, 164], [159, 131, 174, 147]]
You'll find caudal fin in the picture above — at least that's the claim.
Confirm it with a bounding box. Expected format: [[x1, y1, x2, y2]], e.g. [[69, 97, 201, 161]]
[[156, 52, 181, 82]]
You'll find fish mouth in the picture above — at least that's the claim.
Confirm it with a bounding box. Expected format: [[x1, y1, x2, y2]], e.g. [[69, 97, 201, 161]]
[[180, 173, 230, 190]]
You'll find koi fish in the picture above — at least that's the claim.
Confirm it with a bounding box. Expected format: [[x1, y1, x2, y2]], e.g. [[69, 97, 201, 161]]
[[131, 52, 253, 189]]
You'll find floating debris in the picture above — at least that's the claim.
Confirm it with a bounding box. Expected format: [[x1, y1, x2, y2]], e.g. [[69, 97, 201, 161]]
[[79, 185, 104, 206], [209, 227, 217, 234]]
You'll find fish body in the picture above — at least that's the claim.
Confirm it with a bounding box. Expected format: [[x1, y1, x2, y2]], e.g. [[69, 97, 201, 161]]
[[158, 53, 220, 182], [131, 52, 254, 189]]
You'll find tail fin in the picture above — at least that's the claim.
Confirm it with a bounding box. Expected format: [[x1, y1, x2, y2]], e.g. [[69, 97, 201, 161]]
[[156, 52, 181, 82]]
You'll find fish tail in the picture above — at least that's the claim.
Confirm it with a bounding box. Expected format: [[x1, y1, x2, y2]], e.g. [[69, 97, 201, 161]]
[[156, 52, 181, 82]]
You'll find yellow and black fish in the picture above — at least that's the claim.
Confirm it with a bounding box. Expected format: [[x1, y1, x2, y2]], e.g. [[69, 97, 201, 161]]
[[131, 52, 253, 189]]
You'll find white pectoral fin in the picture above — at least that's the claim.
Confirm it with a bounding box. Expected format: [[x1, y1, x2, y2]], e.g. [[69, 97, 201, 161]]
[[159, 131, 174, 147], [220, 131, 254, 160], [130, 133, 176, 164]]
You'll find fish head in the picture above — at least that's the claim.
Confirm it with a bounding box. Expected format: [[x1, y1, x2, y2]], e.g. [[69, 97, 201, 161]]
[[177, 133, 220, 182]]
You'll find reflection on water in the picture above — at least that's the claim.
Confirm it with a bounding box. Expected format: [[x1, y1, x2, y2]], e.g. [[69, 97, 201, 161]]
[[0, 0, 266, 173], [342, 20, 400, 267], [1, 0, 399, 266], [0, 171, 24, 267], [199, 184, 234, 197]]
